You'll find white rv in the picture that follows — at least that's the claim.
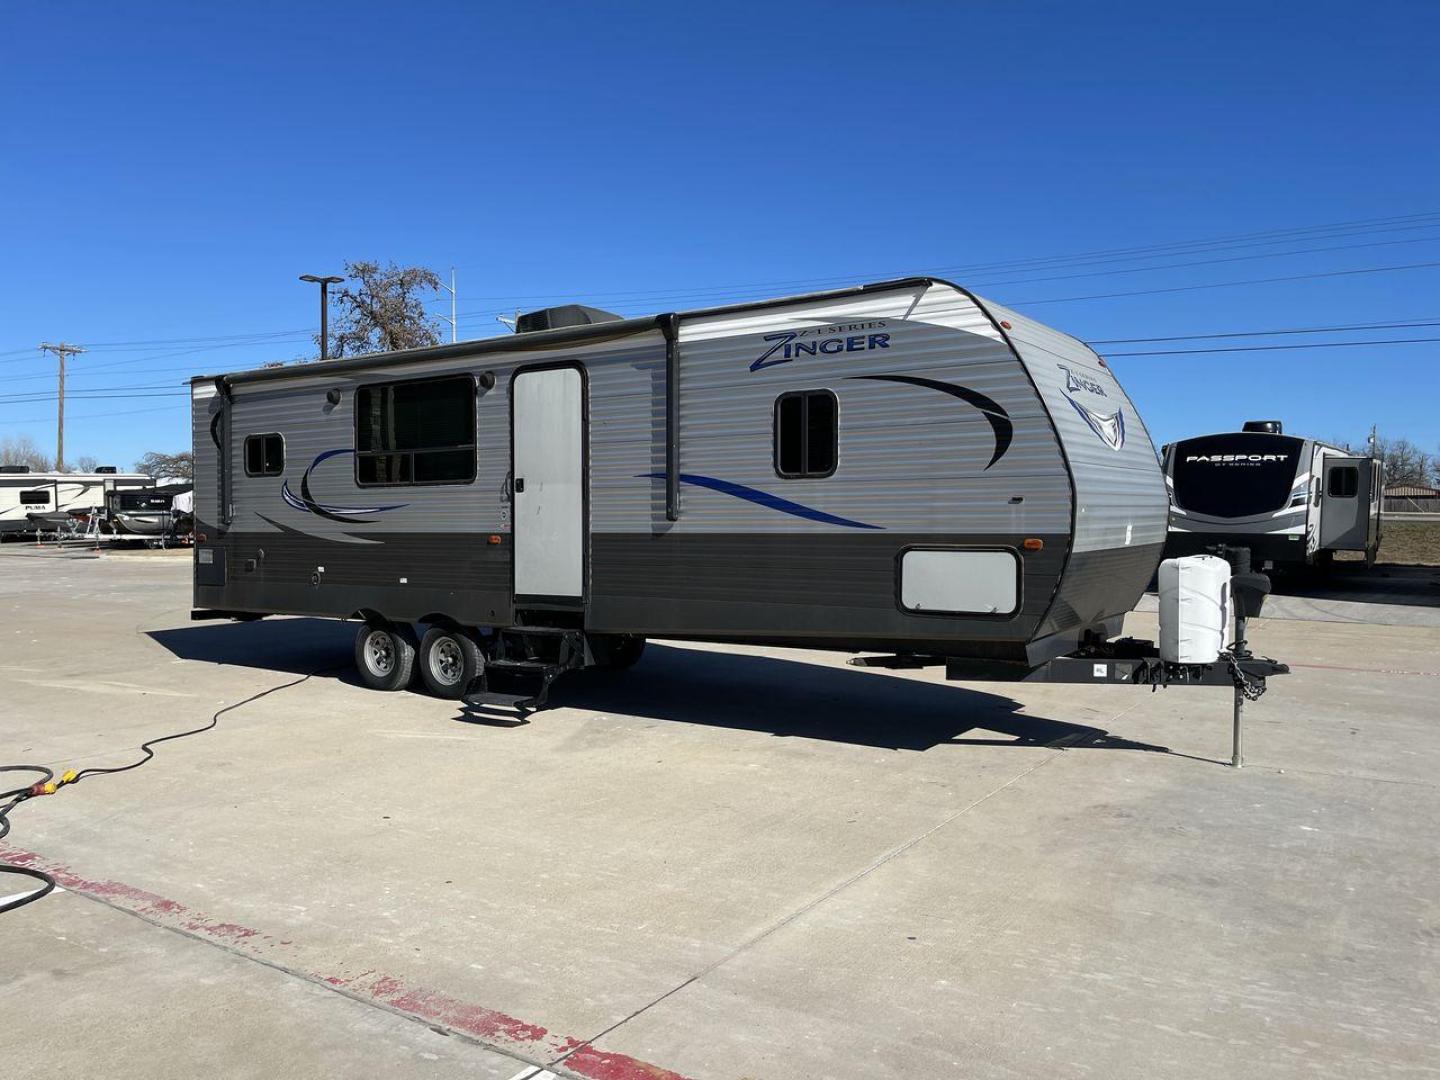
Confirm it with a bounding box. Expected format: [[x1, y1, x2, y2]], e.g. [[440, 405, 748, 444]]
[[190, 277, 1169, 706], [0, 467, 153, 537], [1162, 421, 1383, 570]]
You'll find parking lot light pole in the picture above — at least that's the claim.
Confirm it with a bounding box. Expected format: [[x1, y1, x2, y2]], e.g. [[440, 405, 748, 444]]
[[299, 274, 345, 360]]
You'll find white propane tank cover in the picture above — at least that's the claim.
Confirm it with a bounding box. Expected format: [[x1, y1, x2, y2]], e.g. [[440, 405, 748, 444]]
[[1158, 555, 1232, 664]]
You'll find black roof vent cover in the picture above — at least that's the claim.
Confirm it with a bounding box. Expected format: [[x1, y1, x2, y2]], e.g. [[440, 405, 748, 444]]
[[515, 304, 622, 335], [1242, 420, 1284, 434], [0, 464, 31, 474], [95, 465, 118, 474]]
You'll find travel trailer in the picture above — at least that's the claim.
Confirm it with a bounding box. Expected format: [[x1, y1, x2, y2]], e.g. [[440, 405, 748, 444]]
[[1162, 421, 1382, 570], [191, 277, 1169, 705], [0, 467, 153, 537], [107, 487, 181, 539]]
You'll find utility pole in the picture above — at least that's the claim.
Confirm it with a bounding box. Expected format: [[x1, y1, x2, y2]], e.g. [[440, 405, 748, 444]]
[[438, 267, 457, 342], [299, 274, 345, 360], [38, 342, 85, 471]]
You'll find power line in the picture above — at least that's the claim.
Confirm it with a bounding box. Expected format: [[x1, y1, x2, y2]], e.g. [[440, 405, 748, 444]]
[[0, 403, 185, 425], [1089, 317, 1440, 344], [434, 212, 1440, 312], [440, 209, 1440, 306], [6, 209, 1440, 362], [1016, 260, 1440, 306], [1103, 337, 1440, 357]]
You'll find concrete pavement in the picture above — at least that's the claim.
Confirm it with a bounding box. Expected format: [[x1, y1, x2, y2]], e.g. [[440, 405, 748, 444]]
[[1, 552, 1436, 1078]]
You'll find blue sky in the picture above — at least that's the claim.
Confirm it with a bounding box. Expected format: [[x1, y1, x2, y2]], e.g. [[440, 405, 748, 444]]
[[2, 0, 1437, 469]]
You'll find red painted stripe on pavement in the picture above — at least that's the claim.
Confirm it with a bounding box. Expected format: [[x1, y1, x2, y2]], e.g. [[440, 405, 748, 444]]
[[0, 844, 692, 1080]]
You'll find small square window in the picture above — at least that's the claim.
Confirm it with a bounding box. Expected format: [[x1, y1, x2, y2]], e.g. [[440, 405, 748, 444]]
[[1327, 466, 1358, 498], [244, 434, 284, 477], [774, 390, 838, 478], [19, 489, 50, 506]]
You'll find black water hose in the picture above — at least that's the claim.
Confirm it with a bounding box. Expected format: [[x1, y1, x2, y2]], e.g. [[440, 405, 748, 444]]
[[0, 669, 328, 917]]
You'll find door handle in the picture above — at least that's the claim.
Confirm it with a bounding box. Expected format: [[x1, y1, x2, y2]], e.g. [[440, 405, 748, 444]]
[[514, 478, 525, 494]]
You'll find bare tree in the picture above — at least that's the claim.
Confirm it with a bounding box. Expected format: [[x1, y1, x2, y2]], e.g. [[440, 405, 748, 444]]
[[136, 450, 194, 481], [72, 454, 100, 473], [0, 434, 53, 471], [320, 261, 442, 359]]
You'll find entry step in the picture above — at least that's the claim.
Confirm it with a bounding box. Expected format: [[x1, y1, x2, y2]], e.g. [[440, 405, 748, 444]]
[[463, 689, 536, 709], [485, 658, 556, 674]]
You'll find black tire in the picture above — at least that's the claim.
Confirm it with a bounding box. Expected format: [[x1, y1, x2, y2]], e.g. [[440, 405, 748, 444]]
[[590, 633, 646, 671], [418, 626, 483, 699], [354, 621, 417, 691]]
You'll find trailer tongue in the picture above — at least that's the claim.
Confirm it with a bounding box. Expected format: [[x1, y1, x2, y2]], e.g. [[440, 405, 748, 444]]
[[858, 549, 1287, 769]]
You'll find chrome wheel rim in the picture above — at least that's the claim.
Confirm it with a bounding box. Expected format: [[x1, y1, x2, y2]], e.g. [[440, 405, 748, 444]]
[[430, 637, 463, 686], [364, 630, 395, 676]]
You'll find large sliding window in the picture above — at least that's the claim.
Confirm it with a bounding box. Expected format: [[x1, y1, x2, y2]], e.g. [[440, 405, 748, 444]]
[[355, 374, 477, 486]]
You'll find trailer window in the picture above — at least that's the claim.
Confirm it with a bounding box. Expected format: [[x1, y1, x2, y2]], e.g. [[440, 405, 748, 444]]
[[1327, 466, 1358, 498], [19, 489, 50, 506], [244, 434, 285, 477], [774, 390, 837, 478], [356, 374, 476, 486]]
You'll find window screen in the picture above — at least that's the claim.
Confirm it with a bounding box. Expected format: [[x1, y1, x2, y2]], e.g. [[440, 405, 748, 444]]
[[1327, 466, 1359, 498], [355, 374, 476, 486], [774, 390, 838, 478], [244, 434, 284, 477], [19, 489, 50, 506]]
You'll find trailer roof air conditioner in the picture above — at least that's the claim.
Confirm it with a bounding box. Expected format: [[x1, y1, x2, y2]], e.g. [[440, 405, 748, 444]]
[[514, 304, 622, 335]]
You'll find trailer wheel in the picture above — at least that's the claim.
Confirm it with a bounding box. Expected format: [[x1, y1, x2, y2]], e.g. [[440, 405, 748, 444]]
[[418, 626, 483, 699], [355, 621, 416, 692], [590, 634, 646, 671]]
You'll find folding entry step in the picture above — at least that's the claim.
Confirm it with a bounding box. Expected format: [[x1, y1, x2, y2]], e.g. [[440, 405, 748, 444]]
[[464, 625, 587, 712]]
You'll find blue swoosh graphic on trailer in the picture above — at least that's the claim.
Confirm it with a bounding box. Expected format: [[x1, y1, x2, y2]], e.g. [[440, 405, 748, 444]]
[[640, 472, 882, 530], [284, 448, 409, 524]]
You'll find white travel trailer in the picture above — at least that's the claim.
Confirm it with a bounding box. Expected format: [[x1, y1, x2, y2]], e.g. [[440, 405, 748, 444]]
[[0, 467, 153, 537], [1162, 421, 1383, 570], [190, 277, 1170, 706]]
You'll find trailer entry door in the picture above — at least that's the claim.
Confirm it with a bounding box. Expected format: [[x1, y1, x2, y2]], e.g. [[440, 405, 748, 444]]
[[512, 366, 585, 601]]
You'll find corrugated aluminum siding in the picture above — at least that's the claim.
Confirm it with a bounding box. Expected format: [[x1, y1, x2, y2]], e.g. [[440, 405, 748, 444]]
[[669, 282, 1070, 535], [978, 299, 1168, 554]]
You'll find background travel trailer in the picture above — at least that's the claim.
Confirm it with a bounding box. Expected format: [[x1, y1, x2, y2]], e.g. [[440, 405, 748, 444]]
[[0, 467, 152, 537], [191, 277, 1168, 695], [1162, 421, 1383, 570]]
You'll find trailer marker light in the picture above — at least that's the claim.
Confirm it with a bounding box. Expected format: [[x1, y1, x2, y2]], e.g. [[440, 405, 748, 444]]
[[488, 535, 502, 545], [1023, 538, 1044, 551], [1000, 320, 1012, 329]]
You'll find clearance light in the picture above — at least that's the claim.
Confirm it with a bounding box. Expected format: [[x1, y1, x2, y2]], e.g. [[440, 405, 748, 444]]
[[488, 535, 503, 545], [999, 320, 1012, 329], [1022, 538, 1044, 552]]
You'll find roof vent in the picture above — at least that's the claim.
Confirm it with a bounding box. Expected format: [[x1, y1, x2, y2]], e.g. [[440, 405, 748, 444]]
[[0, 464, 31, 474], [514, 304, 622, 335], [1242, 420, 1283, 434], [95, 465, 118, 473]]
